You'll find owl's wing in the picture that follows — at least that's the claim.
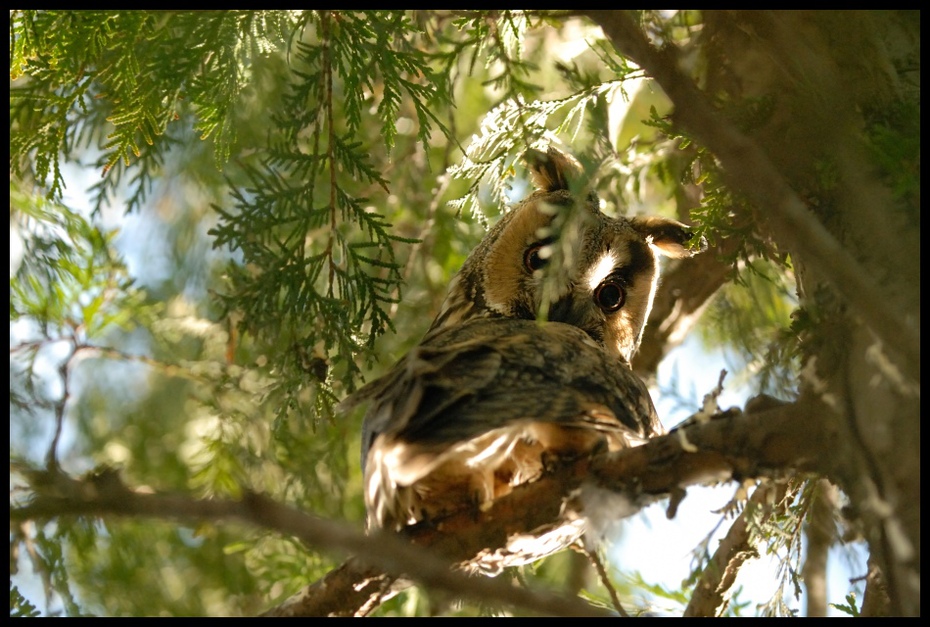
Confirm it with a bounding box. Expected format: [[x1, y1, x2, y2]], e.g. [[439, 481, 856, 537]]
[[347, 318, 662, 530]]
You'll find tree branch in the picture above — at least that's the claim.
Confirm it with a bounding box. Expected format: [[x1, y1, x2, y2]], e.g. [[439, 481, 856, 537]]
[[13, 400, 830, 616], [273, 399, 829, 615], [859, 552, 891, 617], [683, 480, 786, 617], [583, 10, 919, 376], [633, 235, 737, 379], [10, 469, 608, 618], [802, 478, 836, 617]]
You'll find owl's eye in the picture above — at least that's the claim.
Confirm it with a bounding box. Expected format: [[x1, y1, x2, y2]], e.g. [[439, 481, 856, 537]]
[[524, 243, 549, 273], [595, 280, 625, 312]]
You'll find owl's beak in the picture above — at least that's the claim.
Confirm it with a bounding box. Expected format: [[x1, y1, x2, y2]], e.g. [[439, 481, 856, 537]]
[[547, 294, 574, 323], [546, 294, 604, 346], [547, 294, 592, 329]]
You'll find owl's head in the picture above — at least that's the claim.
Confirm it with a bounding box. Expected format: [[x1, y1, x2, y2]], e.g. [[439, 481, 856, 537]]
[[431, 146, 704, 364]]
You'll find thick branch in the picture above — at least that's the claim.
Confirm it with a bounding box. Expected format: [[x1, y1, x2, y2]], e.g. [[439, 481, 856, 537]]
[[13, 401, 829, 616], [584, 10, 919, 375], [860, 553, 891, 617], [802, 479, 836, 617], [279, 400, 829, 615], [11, 469, 606, 618]]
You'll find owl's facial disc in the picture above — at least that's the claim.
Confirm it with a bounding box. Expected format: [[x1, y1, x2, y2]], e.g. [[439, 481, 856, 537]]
[[541, 236, 659, 362]]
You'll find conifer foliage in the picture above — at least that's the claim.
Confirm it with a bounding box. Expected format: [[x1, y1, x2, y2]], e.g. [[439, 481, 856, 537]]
[[10, 10, 919, 617]]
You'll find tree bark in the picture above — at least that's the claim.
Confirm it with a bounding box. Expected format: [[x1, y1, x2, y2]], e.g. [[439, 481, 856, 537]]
[[583, 10, 920, 614]]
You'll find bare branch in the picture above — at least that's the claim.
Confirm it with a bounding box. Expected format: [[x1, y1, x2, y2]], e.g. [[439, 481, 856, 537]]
[[684, 480, 786, 617], [278, 399, 828, 615], [633, 235, 737, 379], [802, 479, 836, 617], [859, 553, 891, 617]]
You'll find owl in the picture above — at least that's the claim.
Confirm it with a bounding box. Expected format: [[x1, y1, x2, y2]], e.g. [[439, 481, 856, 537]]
[[347, 147, 703, 550]]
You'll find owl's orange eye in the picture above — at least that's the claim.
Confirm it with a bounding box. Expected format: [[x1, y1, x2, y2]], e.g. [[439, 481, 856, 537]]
[[595, 280, 625, 312], [524, 244, 549, 272]]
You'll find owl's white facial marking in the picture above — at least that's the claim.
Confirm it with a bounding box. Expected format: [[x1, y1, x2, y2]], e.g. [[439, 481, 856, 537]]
[[584, 250, 622, 292]]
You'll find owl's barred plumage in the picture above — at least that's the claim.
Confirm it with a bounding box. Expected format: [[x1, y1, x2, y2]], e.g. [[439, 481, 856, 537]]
[[354, 318, 663, 531], [346, 146, 704, 564]]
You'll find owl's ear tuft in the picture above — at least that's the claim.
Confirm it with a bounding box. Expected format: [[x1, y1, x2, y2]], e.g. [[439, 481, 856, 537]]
[[524, 146, 583, 193], [630, 216, 708, 259]]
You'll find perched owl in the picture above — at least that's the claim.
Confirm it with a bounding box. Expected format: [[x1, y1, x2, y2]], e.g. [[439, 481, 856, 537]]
[[348, 146, 703, 549], [353, 317, 662, 540]]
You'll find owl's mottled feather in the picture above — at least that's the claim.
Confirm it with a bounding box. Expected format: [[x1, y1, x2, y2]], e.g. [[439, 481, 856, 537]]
[[350, 318, 661, 530], [347, 146, 703, 565]]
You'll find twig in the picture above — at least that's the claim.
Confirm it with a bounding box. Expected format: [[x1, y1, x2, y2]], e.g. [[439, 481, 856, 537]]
[[45, 338, 77, 471], [802, 479, 836, 617], [583, 545, 629, 617], [683, 480, 782, 617]]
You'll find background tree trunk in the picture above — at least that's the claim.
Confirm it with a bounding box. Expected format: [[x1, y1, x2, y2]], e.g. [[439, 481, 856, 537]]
[[594, 10, 921, 613]]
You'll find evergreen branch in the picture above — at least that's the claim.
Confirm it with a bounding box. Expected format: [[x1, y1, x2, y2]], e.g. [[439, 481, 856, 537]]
[[10, 581, 42, 618], [321, 11, 338, 299], [10, 11, 298, 205], [331, 135, 389, 191], [446, 71, 642, 225]]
